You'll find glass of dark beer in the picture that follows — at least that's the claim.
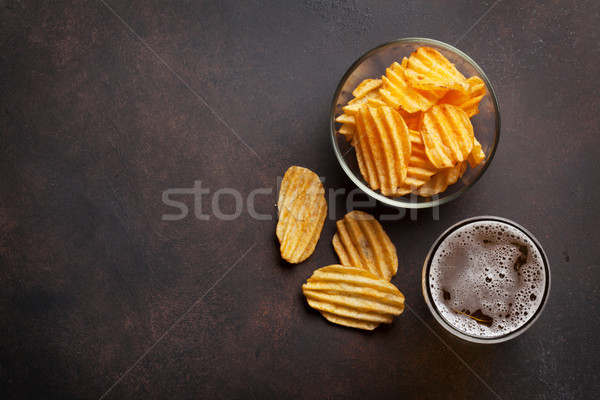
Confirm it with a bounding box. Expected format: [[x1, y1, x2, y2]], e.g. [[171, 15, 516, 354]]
[[422, 216, 550, 343]]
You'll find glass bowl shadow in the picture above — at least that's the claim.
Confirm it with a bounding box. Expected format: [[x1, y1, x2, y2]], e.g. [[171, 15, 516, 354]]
[[330, 38, 500, 208]]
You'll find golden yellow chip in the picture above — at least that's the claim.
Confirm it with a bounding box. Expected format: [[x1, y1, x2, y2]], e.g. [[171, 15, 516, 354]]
[[338, 123, 355, 142], [404, 47, 468, 92], [302, 265, 405, 330], [420, 104, 474, 169], [352, 78, 382, 98], [367, 97, 387, 108], [400, 56, 408, 69], [439, 76, 486, 117], [415, 161, 467, 197], [332, 211, 397, 281], [343, 89, 384, 116], [468, 137, 486, 168], [335, 112, 354, 125], [379, 61, 445, 113], [276, 166, 327, 264], [392, 132, 440, 196], [353, 105, 412, 196], [398, 109, 422, 131], [335, 79, 385, 141], [409, 128, 423, 144]]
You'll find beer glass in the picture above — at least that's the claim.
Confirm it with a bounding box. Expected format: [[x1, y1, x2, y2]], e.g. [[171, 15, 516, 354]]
[[422, 216, 550, 343]]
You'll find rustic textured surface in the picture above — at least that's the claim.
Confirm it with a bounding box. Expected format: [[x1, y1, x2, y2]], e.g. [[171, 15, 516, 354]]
[[1, 1, 599, 399]]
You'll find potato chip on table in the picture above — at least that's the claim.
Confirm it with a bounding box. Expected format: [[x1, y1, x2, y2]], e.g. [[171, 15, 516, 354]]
[[332, 210, 397, 281], [276, 166, 327, 264], [302, 265, 405, 330]]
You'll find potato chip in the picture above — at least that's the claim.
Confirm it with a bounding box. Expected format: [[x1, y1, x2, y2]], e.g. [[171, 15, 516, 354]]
[[335, 79, 384, 141], [408, 128, 423, 144], [332, 211, 397, 281], [398, 109, 422, 131], [367, 97, 387, 106], [404, 47, 468, 92], [420, 104, 474, 169], [379, 60, 445, 113], [276, 166, 327, 264], [338, 123, 355, 142], [343, 89, 384, 116], [400, 56, 408, 69], [415, 161, 467, 197], [335, 112, 355, 125], [353, 105, 412, 196], [352, 111, 378, 189], [391, 131, 440, 196], [439, 76, 486, 117], [302, 265, 405, 330], [468, 137, 486, 168], [352, 78, 382, 98]]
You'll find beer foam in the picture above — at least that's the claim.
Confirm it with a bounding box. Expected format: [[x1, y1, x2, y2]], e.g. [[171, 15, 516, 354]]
[[428, 220, 547, 338]]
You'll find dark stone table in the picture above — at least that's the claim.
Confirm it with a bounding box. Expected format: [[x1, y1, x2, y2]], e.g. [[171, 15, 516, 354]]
[[1, 1, 598, 398]]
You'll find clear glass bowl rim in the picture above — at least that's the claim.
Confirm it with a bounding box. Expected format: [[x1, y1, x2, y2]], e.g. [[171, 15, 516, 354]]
[[329, 37, 501, 209]]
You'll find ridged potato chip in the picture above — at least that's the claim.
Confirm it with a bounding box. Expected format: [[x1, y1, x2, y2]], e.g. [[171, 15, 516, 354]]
[[332, 211, 397, 281], [379, 60, 445, 113], [338, 123, 355, 142], [343, 89, 384, 116], [335, 112, 355, 125], [276, 166, 327, 264], [420, 104, 474, 169], [392, 132, 440, 196], [468, 137, 486, 168], [335, 79, 384, 141], [302, 265, 405, 330], [353, 105, 412, 196], [397, 109, 422, 131], [415, 161, 467, 197], [439, 76, 486, 117], [367, 98, 387, 108], [352, 78, 382, 98], [404, 47, 468, 92]]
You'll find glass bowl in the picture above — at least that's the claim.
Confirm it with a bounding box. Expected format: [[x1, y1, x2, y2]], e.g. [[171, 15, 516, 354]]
[[330, 38, 500, 208]]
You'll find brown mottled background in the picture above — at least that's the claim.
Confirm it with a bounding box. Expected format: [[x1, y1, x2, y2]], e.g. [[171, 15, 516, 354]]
[[1, 1, 599, 399]]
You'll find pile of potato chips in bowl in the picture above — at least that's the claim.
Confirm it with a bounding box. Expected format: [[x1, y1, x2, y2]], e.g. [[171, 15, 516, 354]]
[[331, 38, 500, 208]]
